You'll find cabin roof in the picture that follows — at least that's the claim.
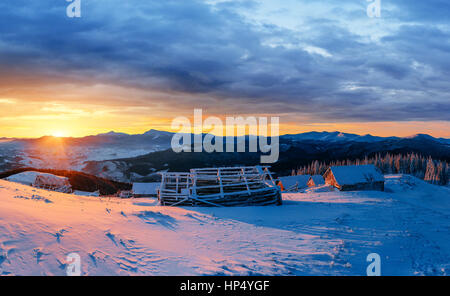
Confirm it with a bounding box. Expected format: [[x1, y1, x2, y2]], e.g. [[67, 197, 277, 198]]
[[327, 165, 384, 185], [132, 182, 160, 195], [278, 175, 311, 188], [309, 175, 325, 185], [6, 171, 43, 185], [6, 171, 69, 186], [35, 174, 70, 187]]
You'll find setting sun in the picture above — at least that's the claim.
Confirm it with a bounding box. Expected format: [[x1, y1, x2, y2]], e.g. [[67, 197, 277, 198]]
[[51, 131, 66, 138]]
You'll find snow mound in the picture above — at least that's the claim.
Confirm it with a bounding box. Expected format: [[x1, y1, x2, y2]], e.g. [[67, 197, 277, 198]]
[[5, 171, 46, 186], [304, 185, 336, 193]]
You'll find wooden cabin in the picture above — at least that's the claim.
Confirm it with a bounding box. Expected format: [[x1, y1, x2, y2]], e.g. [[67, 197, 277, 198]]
[[132, 182, 160, 198], [307, 175, 325, 187], [33, 173, 72, 193], [323, 165, 384, 191], [159, 166, 281, 207], [277, 175, 310, 192]]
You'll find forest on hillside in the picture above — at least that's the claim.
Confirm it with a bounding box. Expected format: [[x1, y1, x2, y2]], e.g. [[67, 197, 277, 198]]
[[293, 153, 449, 186]]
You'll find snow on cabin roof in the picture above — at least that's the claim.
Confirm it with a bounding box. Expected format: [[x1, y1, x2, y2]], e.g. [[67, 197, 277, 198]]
[[6, 171, 69, 186], [132, 182, 160, 195], [35, 174, 70, 187], [6, 171, 42, 185], [328, 165, 384, 185], [278, 175, 311, 188], [309, 175, 325, 185]]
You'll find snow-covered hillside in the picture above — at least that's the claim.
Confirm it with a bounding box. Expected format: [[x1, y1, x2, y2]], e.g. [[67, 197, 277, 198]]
[[0, 130, 174, 173], [0, 175, 449, 275]]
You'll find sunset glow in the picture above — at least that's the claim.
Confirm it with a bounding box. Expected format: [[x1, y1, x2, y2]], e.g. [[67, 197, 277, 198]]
[[0, 106, 448, 139], [0, 1, 448, 139], [51, 131, 67, 138]]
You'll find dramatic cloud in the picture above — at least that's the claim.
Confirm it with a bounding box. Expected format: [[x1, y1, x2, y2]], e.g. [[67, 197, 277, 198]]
[[0, 0, 449, 137]]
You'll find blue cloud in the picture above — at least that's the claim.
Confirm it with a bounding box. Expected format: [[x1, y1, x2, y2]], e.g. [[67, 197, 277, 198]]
[[0, 0, 448, 122]]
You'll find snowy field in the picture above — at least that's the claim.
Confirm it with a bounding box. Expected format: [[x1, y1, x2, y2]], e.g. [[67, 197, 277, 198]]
[[0, 175, 449, 276]]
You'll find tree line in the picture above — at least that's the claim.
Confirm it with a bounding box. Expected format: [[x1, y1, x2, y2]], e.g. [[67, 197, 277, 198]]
[[292, 153, 449, 186]]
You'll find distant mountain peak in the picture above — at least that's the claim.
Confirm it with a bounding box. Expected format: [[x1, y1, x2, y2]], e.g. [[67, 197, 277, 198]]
[[283, 131, 386, 143], [143, 129, 173, 136], [406, 133, 434, 139], [98, 131, 129, 137], [143, 129, 158, 135], [404, 133, 450, 144]]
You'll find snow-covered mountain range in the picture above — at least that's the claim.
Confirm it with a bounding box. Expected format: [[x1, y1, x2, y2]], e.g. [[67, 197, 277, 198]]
[[283, 131, 450, 144], [0, 130, 449, 182], [81, 131, 450, 182]]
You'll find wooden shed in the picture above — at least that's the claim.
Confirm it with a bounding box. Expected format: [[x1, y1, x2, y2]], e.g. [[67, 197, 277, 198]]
[[33, 173, 72, 193], [307, 175, 325, 187], [323, 165, 384, 191], [277, 175, 310, 192], [132, 182, 160, 198]]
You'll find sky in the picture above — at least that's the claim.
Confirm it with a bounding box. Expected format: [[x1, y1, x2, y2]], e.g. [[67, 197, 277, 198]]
[[0, 0, 449, 138]]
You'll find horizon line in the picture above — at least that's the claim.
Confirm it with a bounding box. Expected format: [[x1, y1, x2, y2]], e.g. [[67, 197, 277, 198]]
[[1, 129, 448, 140]]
